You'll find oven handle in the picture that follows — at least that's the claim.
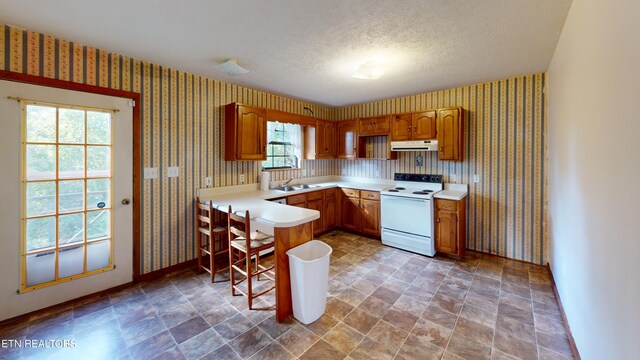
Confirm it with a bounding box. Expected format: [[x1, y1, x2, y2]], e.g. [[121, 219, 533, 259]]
[[381, 195, 429, 202]]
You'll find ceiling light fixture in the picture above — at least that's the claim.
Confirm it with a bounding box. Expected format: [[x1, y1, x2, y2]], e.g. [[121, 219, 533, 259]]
[[214, 59, 249, 75], [352, 61, 386, 80]]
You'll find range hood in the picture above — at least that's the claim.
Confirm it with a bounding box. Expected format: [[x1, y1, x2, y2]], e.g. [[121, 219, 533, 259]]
[[390, 140, 438, 151]]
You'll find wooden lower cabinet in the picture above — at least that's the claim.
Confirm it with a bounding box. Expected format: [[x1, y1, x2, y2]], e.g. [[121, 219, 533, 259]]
[[341, 196, 361, 232], [287, 189, 339, 236], [307, 198, 323, 236], [324, 194, 337, 230], [360, 199, 380, 237], [434, 197, 466, 258], [339, 189, 381, 237]]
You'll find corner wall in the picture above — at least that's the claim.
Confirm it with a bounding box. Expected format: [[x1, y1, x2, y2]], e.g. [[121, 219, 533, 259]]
[[332, 74, 548, 264], [0, 24, 333, 275], [547, 0, 640, 358]]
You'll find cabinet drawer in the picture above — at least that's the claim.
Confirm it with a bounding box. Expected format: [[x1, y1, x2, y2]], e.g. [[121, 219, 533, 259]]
[[287, 193, 308, 205], [324, 188, 337, 198], [307, 190, 324, 201], [341, 188, 360, 198], [436, 199, 457, 211], [360, 190, 380, 201]]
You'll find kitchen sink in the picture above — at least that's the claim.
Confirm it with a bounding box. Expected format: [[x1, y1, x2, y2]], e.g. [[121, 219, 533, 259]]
[[273, 184, 319, 192]]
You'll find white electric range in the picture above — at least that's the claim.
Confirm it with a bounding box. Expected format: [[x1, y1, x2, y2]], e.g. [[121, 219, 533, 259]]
[[380, 173, 443, 256]]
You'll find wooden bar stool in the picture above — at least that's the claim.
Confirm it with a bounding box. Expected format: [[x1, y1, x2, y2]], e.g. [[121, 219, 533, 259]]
[[195, 197, 229, 282], [227, 206, 276, 310]]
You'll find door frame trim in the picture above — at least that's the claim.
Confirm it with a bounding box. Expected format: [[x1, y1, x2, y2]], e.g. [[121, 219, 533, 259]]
[[0, 70, 143, 281]]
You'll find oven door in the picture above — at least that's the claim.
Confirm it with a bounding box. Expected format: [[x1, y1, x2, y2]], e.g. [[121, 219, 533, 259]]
[[381, 195, 432, 236]]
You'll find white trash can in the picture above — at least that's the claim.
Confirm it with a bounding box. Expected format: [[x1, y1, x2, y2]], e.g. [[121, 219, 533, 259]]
[[286, 240, 333, 324]]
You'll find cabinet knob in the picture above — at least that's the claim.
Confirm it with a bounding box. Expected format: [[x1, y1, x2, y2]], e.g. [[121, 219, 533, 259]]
[[414, 126, 417, 132], [436, 218, 440, 223]]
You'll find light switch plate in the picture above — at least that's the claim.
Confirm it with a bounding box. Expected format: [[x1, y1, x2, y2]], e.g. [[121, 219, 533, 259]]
[[167, 166, 179, 178], [239, 174, 245, 184], [144, 167, 158, 179], [205, 177, 212, 186], [473, 174, 480, 183]]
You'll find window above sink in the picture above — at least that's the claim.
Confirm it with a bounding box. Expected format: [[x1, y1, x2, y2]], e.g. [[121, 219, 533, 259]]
[[262, 121, 302, 170]]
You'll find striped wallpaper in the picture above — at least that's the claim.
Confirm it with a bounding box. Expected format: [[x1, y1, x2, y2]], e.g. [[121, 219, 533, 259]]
[[332, 74, 548, 264], [1, 24, 548, 269], [0, 24, 334, 274]]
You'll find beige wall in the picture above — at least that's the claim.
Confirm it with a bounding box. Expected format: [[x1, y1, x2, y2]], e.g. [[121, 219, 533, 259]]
[[547, 0, 640, 358], [332, 74, 548, 264], [0, 24, 334, 274]]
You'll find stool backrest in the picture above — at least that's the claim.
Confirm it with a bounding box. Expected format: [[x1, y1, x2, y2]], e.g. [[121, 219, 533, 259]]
[[228, 206, 251, 249]]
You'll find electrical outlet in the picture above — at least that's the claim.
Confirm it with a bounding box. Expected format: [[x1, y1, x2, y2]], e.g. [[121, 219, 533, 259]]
[[375, 169, 380, 178], [239, 174, 245, 184], [451, 174, 457, 183], [473, 174, 480, 183], [167, 166, 179, 178], [144, 167, 158, 179], [311, 168, 315, 176], [342, 167, 346, 176], [205, 177, 212, 186]]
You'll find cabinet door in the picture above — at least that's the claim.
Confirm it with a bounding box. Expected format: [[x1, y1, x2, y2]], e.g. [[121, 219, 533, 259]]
[[315, 120, 327, 158], [358, 117, 374, 136], [308, 199, 324, 236], [324, 196, 337, 230], [325, 121, 336, 157], [391, 114, 412, 141], [435, 210, 457, 254], [436, 108, 462, 161], [412, 110, 436, 140], [236, 105, 267, 160], [340, 196, 360, 231], [337, 120, 357, 159], [372, 116, 390, 134], [361, 199, 380, 236]]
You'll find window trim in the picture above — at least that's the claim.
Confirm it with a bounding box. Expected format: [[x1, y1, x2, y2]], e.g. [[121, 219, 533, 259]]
[[20, 99, 115, 293]]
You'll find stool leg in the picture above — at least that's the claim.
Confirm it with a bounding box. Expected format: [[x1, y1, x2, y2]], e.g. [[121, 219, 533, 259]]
[[229, 247, 235, 296], [209, 235, 215, 283], [246, 251, 253, 310]]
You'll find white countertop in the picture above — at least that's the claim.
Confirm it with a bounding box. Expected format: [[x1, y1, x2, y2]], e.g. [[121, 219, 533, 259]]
[[434, 183, 469, 201], [198, 176, 392, 228]]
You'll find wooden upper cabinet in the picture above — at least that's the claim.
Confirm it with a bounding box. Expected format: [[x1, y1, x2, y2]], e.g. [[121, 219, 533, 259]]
[[391, 114, 413, 141], [337, 120, 357, 159], [304, 120, 336, 160], [412, 110, 437, 140], [436, 107, 463, 161], [359, 116, 390, 136], [225, 103, 267, 161]]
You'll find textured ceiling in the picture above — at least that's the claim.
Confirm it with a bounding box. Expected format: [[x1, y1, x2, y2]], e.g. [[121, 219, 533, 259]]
[[0, 0, 572, 107]]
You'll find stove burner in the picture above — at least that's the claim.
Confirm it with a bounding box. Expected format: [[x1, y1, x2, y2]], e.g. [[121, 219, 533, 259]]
[[412, 191, 432, 195], [388, 189, 399, 192], [395, 187, 406, 190], [421, 190, 434, 193]]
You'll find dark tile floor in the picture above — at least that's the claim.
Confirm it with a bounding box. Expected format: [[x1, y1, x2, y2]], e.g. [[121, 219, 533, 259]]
[[0, 230, 573, 360]]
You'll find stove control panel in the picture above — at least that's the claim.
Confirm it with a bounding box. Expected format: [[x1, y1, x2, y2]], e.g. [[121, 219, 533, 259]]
[[393, 173, 443, 184]]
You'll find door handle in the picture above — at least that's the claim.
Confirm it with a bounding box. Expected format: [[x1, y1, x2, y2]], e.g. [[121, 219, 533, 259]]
[[121, 198, 131, 205]]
